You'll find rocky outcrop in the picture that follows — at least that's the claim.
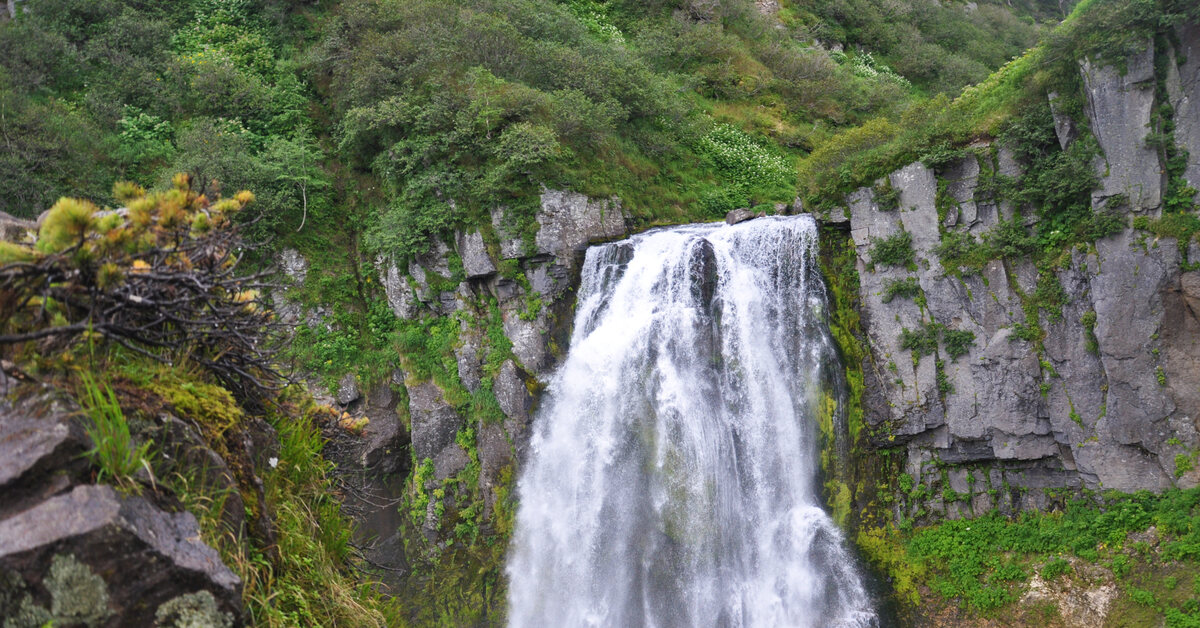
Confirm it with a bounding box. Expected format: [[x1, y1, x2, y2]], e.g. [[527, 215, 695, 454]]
[[1081, 44, 1161, 212], [0, 392, 245, 626], [0, 485, 242, 627], [281, 189, 629, 546], [839, 29, 1200, 521]]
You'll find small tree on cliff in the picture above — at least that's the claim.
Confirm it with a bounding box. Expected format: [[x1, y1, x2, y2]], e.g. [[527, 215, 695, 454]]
[[0, 175, 283, 404]]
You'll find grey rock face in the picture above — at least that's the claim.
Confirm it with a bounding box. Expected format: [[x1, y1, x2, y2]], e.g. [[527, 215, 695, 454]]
[[491, 206, 527, 259], [277, 248, 308, 285], [847, 46, 1200, 512], [336, 373, 361, 407], [0, 485, 243, 626], [1048, 91, 1080, 150], [494, 360, 535, 460], [457, 230, 496, 279], [1081, 46, 1162, 212], [378, 256, 420, 319], [0, 399, 91, 521], [535, 189, 627, 261], [1169, 22, 1200, 198], [405, 380, 463, 464], [409, 240, 453, 303]]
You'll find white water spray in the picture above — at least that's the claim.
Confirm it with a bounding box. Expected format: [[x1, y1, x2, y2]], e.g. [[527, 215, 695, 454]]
[[506, 216, 877, 628]]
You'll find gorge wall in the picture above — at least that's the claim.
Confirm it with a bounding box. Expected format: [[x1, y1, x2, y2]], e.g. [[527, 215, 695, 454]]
[[830, 21, 1200, 524]]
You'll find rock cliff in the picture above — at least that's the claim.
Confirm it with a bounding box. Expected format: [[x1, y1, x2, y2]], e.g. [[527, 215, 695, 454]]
[[836, 23, 1200, 522]]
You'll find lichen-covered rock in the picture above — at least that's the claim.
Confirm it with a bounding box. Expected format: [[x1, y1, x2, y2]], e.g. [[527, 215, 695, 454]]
[[155, 590, 234, 628], [1081, 45, 1162, 212], [0, 485, 242, 626]]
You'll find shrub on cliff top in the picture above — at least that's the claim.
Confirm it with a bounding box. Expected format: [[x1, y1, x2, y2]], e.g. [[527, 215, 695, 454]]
[[0, 176, 282, 405]]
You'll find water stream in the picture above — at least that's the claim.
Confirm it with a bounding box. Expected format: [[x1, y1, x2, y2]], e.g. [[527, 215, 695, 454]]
[[506, 216, 878, 627]]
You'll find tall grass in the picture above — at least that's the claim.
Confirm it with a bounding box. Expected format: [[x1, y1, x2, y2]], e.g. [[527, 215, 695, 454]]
[[78, 372, 152, 490]]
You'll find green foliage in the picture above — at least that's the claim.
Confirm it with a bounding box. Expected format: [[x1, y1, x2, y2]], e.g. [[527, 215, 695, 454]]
[[943, 329, 977, 361], [935, 359, 954, 396], [900, 323, 941, 357], [881, 277, 921, 304], [872, 178, 900, 212], [891, 486, 1200, 617], [868, 230, 915, 270], [1040, 556, 1072, 579], [934, 230, 990, 273], [1175, 454, 1195, 479], [900, 321, 975, 362], [78, 373, 152, 491]]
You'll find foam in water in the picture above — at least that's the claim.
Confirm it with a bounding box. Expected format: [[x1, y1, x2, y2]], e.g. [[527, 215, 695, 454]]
[[506, 216, 877, 628]]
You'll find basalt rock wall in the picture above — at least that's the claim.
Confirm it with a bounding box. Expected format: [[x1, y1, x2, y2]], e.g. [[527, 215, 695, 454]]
[[835, 24, 1200, 523]]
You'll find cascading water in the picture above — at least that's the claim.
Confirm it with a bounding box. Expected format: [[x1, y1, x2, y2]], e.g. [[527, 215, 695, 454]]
[[506, 216, 877, 628]]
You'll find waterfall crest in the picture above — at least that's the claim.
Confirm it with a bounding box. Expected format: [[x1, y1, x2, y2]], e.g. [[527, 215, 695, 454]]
[[506, 216, 877, 628]]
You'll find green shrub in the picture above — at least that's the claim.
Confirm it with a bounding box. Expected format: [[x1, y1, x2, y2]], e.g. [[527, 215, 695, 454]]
[[1040, 557, 1072, 579], [882, 277, 922, 303], [900, 322, 941, 357], [873, 178, 901, 212], [934, 230, 990, 273], [1175, 454, 1195, 479], [943, 329, 977, 360], [869, 230, 916, 270]]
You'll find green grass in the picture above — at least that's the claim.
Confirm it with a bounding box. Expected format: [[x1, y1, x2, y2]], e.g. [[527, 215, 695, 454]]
[[870, 487, 1200, 619], [77, 373, 152, 491]]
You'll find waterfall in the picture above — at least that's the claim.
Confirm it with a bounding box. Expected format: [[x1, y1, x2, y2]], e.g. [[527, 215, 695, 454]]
[[506, 216, 877, 628]]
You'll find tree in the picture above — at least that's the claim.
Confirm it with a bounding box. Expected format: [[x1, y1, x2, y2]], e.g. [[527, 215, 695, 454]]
[[261, 128, 328, 233]]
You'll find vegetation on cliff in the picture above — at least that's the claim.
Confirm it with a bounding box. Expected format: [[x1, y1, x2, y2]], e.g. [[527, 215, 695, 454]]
[[4, 0, 1200, 625]]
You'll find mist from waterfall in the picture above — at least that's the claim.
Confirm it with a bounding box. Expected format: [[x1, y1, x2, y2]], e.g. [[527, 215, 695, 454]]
[[506, 216, 877, 628]]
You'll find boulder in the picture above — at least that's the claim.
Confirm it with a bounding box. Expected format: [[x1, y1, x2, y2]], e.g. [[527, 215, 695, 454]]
[[336, 373, 361, 407], [724, 208, 759, 225], [0, 485, 242, 626]]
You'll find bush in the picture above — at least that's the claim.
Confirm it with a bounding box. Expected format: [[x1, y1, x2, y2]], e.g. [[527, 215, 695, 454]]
[[869, 230, 916, 269], [882, 276, 921, 303], [873, 178, 901, 212], [0, 178, 281, 404], [943, 329, 976, 360]]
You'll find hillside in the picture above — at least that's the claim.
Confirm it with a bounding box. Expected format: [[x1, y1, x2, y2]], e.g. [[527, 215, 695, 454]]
[[3, 0, 1200, 626]]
